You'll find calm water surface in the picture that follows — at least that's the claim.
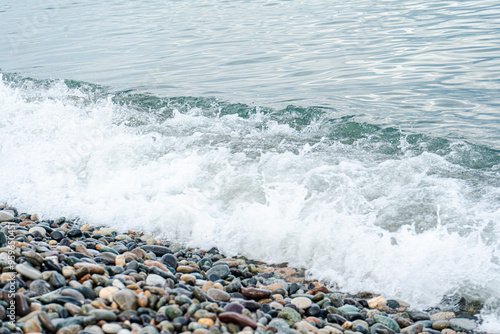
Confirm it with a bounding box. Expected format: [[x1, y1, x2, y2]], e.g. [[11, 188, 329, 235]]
[[1, 0, 500, 148]]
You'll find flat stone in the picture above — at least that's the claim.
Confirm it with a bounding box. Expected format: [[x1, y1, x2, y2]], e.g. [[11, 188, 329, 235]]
[[74, 263, 105, 275], [432, 320, 450, 330], [373, 314, 401, 333], [30, 279, 52, 296], [65, 302, 82, 316], [16, 263, 42, 280], [241, 287, 272, 300], [430, 311, 455, 321], [291, 297, 312, 309], [145, 273, 166, 287], [61, 288, 85, 300], [56, 324, 82, 334], [88, 309, 117, 322], [102, 324, 123, 334], [38, 311, 57, 333], [0, 211, 14, 222], [449, 318, 477, 331], [239, 300, 261, 311], [112, 289, 138, 310], [99, 286, 120, 299], [176, 265, 195, 273], [270, 301, 284, 310], [268, 318, 291, 334], [141, 245, 170, 256], [180, 274, 196, 285], [161, 253, 178, 269], [206, 265, 230, 279], [224, 302, 244, 314], [338, 305, 359, 313], [218, 311, 258, 329], [400, 323, 423, 334], [138, 326, 159, 334], [49, 271, 66, 288], [29, 226, 47, 236], [370, 323, 395, 334], [207, 288, 230, 302], [408, 310, 430, 321], [25, 250, 45, 266]]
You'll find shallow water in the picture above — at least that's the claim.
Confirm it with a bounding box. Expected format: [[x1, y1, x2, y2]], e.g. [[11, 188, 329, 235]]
[[1, 0, 500, 331]]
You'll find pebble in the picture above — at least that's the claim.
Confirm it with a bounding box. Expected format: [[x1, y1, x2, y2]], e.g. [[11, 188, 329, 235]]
[[112, 289, 138, 310], [16, 263, 42, 280], [291, 296, 312, 309], [206, 264, 230, 279], [241, 287, 272, 300], [218, 312, 258, 329], [99, 286, 120, 299], [0, 205, 484, 334], [0, 211, 14, 222], [103, 324, 124, 334], [449, 318, 477, 331], [206, 288, 231, 301]]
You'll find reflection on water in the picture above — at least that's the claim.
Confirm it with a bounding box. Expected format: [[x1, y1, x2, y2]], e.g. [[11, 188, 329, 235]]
[[0, 0, 499, 149]]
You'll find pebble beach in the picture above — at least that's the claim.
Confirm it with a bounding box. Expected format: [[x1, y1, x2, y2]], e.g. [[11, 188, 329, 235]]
[[0, 205, 486, 334]]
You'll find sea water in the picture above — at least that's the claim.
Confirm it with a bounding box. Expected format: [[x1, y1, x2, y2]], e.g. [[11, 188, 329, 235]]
[[0, 0, 499, 331]]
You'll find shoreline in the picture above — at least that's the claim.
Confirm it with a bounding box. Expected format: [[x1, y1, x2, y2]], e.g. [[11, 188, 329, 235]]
[[0, 206, 487, 334]]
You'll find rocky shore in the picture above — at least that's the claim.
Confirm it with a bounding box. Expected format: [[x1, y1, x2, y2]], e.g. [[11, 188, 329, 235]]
[[0, 206, 485, 334]]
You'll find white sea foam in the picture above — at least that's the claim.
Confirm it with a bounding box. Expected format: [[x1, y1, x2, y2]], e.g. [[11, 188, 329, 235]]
[[1, 76, 499, 330]]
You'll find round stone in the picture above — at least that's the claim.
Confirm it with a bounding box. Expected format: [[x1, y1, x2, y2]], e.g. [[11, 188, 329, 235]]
[[102, 324, 123, 334], [99, 286, 120, 300], [29, 226, 47, 237], [145, 274, 166, 287], [112, 289, 138, 310], [16, 263, 42, 280], [206, 264, 230, 279], [291, 297, 312, 309], [161, 254, 178, 269], [206, 288, 230, 302], [0, 211, 14, 222], [180, 274, 196, 285], [29, 279, 51, 296]]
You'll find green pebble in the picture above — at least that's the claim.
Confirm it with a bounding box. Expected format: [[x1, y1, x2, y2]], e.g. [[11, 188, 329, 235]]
[[188, 322, 208, 330], [164, 305, 183, 320], [248, 264, 258, 274], [373, 314, 401, 333], [175, 295, 192, 305], [98, 246, 119, 255], [281, 306, 302, 326], [159, 320, 175, 332], [338, 305, 359, 313], [188, 303, 201, 315]]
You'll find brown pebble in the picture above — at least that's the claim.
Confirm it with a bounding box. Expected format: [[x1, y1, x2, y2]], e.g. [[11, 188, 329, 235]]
[[74, 262, 105, 275], [115, 255, 126, 266], [241, 287, 272, 300], [144, 260, 169, 272], [138, 293, 149, 308], [307, 285, 329, 295], [218, 312, 258, 329], [176, 265, 195, 273], [131, 248, 146, 259]]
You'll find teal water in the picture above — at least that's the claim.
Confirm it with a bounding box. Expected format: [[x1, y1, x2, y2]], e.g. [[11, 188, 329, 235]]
[[1, 0, 500, 331]]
